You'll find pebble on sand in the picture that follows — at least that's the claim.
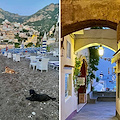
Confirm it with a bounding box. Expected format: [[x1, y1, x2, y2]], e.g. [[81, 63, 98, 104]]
[[32, 112, 36, 115]]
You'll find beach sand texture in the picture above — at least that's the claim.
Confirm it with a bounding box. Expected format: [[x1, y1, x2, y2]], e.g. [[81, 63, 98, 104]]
[[0, 54, 59, 120]]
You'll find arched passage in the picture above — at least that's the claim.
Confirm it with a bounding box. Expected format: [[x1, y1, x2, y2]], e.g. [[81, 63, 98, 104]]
[[61, 26, 118, 120], [75, 43, 116, 53], [62, 19, 117, 37], [61, 0, 120, 37], [74, 29, 117, 53]]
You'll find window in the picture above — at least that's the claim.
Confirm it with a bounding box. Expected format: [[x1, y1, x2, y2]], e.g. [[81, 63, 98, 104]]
[[65, 73, 72, 97], [67, 41, 71, 58]]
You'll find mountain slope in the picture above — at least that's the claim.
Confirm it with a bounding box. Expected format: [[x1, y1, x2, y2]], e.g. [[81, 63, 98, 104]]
[[0, 8, 26, 23], [24, 3, 59, 32]]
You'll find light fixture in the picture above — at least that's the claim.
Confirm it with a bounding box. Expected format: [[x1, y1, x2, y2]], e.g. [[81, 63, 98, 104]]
[[100, 71, 104, 79], [98, 45, 104, 57]]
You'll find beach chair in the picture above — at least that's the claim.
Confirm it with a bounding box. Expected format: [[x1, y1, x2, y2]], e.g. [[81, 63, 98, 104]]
[[53, 51, 59, 57], [30, 59, 39, 70], [37, 51, 41, 55], [13, 54, 20, 62], [36, 58, 49, 72], [13, 54, 16, 61], [48, 61, 59, 69], [52, 61, 59, 70], [29, 56, 37, 70], [24, 52, 30, 57], [7, 52, 12, 58], [54, 62, 59, 71], [15, 54, 20, 62]]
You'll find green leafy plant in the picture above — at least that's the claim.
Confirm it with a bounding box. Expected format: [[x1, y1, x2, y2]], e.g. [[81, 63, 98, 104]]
[[8, 42, 13, 44], [15, 34, 22, 43], [14, 43, 20, 48], [73, 57, 81, 92], [87, 75, 90, 88], [87, 46, 99, 91], [96, 77, 100, 82], [91, 86, 95, 91], [3, 40, 8, 42], [22, 29, 29, 32], [46, 45, 51, 52], [25, 42, 33, 47], [35, 41, 41, 47]]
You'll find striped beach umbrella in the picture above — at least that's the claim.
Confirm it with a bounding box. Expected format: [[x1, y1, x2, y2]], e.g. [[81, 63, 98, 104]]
[[21, 41, 24, 54], [41, 32, 47, 55]]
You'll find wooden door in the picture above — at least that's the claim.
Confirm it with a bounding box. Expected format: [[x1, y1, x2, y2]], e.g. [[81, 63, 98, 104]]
[[78, 59, 87, 104]]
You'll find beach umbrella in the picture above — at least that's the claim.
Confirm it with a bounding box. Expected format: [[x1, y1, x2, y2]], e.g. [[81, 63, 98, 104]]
[[41, 32, 47, 55], [32, 44, 35, 53], [13, 43, 15, 54], [21, 44, 24, 54]]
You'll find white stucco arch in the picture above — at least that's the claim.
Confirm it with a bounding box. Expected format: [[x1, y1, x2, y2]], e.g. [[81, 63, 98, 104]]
[[74, 29, 117, 53]]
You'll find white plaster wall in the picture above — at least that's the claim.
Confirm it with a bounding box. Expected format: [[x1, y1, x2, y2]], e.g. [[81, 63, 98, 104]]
[[61, 35, 78, 120], [61, 37, 90, 120]]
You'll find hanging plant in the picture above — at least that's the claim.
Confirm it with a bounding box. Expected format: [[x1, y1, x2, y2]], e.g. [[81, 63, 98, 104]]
[[73, 57, 81, 92], [88, 46, 99, 91]]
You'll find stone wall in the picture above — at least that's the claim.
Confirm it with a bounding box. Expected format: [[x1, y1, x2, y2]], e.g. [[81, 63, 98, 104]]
[[61, 0, 120, 37]]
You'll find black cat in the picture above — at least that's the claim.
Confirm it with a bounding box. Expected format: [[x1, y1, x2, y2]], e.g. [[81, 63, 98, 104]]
[[26, 89, 56, 102]]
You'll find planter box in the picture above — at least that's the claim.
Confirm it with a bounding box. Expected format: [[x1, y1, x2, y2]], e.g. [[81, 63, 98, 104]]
[[79, 93, 86, 103]]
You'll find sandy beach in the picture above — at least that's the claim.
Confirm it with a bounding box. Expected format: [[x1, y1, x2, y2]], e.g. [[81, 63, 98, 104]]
[[0, 54, 59, 120]]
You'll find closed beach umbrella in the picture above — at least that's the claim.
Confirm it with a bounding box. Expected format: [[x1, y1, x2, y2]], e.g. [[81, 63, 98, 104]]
[[11, 43, 15, 53], [42, 32, 47, 55]]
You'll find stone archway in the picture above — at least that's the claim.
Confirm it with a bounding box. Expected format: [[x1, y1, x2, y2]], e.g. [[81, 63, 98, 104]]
[[61, 0, 120, 37], [62, 19, 117, 37]]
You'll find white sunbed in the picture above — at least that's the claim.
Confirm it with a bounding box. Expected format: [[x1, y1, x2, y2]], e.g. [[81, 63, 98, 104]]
[[48, 61, 59, 70]]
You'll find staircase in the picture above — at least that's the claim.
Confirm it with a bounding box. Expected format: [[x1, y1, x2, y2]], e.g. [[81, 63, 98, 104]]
[[87, 91, 116, 103], [87, 91, 97, 104]]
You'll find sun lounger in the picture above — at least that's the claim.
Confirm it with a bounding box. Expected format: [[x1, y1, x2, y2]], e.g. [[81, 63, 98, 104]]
[[53, 62, 59, 70], [48, 61, 59, 70]]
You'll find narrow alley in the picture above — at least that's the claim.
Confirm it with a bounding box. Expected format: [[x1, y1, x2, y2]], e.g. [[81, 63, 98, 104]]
[[72, 102, 118, 120]]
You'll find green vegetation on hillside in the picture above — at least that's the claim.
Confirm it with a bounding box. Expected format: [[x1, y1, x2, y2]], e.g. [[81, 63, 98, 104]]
[[0, 18, 4, 24], [24, 6, 58, 32]]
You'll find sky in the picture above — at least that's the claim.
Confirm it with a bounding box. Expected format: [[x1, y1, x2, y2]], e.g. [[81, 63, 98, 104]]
[[96, 47, 116, 77], [0, 0, 59, 16]]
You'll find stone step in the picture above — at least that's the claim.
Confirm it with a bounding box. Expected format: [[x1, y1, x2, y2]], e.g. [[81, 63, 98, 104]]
[[97, 97, 116, 102]]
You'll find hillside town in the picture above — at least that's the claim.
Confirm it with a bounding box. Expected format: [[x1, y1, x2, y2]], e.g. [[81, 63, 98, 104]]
[[0, 19, 59, 50]]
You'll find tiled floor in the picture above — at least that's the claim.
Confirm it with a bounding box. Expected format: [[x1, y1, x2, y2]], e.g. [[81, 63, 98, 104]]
[[72, 102, 118, 120]]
